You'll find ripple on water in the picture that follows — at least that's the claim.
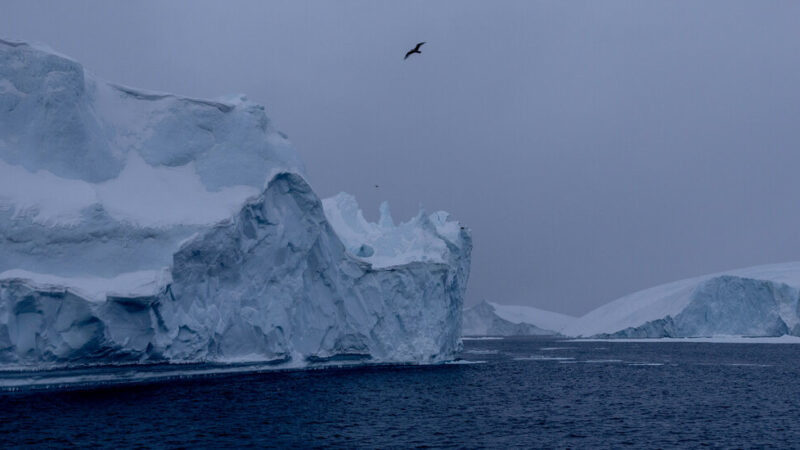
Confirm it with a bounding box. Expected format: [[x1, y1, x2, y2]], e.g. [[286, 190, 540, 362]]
[[513, 356, 575, 361], [3, 337, 800, 448], [463, 350, 499, 355]]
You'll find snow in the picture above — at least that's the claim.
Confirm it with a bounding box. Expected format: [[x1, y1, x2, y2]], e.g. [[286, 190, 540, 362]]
[[0, 159, 97, 225], [0, 154, 259, 227], [0, 39, 472, 368], [95, 153, 260, 226]]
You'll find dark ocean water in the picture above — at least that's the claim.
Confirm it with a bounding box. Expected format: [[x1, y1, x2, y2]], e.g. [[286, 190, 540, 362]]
[[3, 337, 800, 448]]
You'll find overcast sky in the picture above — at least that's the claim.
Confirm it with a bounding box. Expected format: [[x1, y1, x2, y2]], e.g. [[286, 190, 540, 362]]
[[3, 1, 800, 315]]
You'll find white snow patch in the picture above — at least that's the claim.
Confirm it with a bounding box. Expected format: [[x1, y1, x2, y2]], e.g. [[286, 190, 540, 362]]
[[95, 153, 259, 226], [0, 160, 97, 225], [0, 155, 259, 227]]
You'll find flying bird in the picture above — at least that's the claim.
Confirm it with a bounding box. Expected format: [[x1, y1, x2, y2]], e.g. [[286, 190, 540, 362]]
[[404, 42, 425, 60]]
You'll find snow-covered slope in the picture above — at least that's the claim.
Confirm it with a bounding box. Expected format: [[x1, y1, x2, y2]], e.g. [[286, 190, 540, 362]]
[[462, 300, 575, 336], [563, 263, 800, 338], [0, 39, 471, 367]]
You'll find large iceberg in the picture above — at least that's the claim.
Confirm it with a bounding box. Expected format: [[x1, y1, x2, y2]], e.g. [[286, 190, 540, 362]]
[[462, 300, 575, 336], [562, 263, 800, 338], [0, 39, 471, 367]]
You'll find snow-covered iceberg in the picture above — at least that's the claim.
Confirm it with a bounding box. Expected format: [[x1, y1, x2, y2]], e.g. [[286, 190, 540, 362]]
[[462, 300, 575, 336], [0, 39, 471, 368], [468, 263, 800, 339], [563, 263, 800, 338]]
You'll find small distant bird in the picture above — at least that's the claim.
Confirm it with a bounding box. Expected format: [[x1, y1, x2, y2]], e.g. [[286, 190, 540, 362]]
[[404, 42, 425, 60], [374, 184, 379, 188]]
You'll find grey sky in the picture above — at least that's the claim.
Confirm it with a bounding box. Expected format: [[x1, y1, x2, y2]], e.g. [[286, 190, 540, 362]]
[[3, 1, 800, 315]]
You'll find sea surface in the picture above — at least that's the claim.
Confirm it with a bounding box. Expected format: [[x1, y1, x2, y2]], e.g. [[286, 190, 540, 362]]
[[3, 336, 800, 448]]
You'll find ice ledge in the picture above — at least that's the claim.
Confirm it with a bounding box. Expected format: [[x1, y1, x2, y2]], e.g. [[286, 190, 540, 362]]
[[0, 269, 170, 303]]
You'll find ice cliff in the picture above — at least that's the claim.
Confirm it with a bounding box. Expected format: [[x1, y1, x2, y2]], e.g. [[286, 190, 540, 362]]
[[462, 300, 575, 336], [0, 39, 471, 367]]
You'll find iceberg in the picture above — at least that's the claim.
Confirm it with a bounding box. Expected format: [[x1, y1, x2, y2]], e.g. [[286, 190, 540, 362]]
[[0, 39, 471, 368], [462, 300, 576, 336], [469, 263, 800, 340], [562, 262, 800, 338]]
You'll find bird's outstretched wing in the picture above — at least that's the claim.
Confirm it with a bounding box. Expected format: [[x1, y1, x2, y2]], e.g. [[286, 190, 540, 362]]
[[404, 42, 426, 59]]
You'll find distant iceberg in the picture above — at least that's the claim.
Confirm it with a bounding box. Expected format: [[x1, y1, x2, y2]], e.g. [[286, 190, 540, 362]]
[[0, 39, 471, 368], [462, 300, 576, 336], [562, 262, 800, 338], [466, 263, 800, 339]]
